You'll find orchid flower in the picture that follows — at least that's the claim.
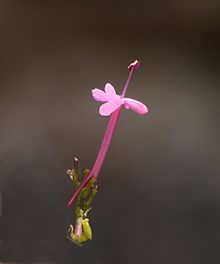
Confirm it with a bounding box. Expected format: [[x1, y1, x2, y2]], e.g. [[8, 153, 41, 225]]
[[67, 60, 148, 208], [92, 83, 148, 116]]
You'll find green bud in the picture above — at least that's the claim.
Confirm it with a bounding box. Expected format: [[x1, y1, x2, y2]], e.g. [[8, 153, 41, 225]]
[[82, 218, 92, 240], [82, 168, 90, 179], [83, 187, 98, 211]]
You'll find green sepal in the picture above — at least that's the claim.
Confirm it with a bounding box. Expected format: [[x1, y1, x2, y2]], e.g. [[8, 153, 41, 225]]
[[82, 218, 92, 240], [67, 161, 97, 244]]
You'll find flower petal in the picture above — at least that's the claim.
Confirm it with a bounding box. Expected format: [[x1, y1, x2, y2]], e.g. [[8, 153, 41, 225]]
[[92, 88, 109, 102], [99, 100, 122, 116], [104, 83, 121, 101], [104, 83, 117, 95], [123, 98, 148, 115]]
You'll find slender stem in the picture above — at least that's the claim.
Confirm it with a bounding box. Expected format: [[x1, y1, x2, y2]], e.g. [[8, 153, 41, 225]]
[[121, 67, 134, 98], [92, 108, 121, 177], [67, 66, 136, 207], [67, 109, 120, 207]]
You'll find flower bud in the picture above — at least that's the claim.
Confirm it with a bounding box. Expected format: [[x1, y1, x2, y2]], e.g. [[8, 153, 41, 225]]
[[74, 157, 79, 168], [82, 168, 90, 178], [67, 169, 76, 181], [128, 60, 140, 71]]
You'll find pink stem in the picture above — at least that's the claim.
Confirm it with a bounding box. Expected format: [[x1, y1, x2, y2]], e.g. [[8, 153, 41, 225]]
[[92, 108, 121, 177], [67, 109, 120, 207], [121, 67, 134, 98], [67, 65, 136, 207]]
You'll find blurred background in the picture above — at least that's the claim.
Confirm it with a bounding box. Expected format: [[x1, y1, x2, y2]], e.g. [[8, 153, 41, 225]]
[[0, 0, 219, 263]]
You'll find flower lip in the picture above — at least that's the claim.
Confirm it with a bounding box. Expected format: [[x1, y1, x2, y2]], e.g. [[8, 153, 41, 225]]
[[122, 98, 148, 115]]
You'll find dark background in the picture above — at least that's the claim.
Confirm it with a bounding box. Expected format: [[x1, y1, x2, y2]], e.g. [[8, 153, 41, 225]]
[[0, 1, 220, 263]]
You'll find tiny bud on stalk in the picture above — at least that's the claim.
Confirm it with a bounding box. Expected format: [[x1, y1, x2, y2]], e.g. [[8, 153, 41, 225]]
[[74, 157, 79, 168], [128, 60, 140, 71]]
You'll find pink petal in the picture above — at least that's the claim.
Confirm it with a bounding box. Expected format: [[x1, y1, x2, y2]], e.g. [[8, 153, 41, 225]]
[[104, 83, 120, 100], [104, 83, 116, 95], [123, 98, 148, 115], [92, 88, 109, 102], [99, 100, 122, 116]]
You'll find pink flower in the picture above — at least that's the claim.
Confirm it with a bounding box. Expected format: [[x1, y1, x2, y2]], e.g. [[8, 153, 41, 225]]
[[92, 83, 148, 116], [67, 60, 148, 207]]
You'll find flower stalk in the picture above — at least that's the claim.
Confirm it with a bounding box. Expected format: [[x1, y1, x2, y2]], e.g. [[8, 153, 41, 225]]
[[67, 60, 148, 244], [67, 61, 140, 208]]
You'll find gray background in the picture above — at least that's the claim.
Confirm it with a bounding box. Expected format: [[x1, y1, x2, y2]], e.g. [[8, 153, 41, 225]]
[[0, 0, 219, 263]]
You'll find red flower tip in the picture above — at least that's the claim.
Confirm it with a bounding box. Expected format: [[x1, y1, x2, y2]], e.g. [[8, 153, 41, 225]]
[[128, 60, 140, 71]]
